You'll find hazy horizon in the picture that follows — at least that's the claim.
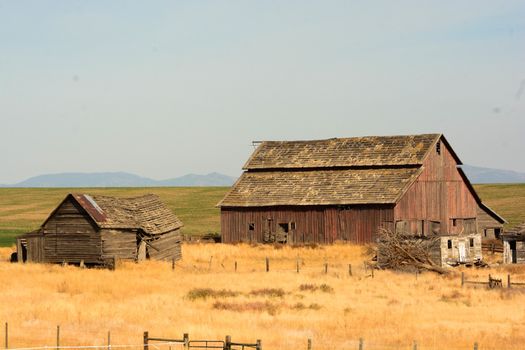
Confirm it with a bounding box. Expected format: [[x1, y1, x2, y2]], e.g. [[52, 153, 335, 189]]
[[1, 1, 524, 183]]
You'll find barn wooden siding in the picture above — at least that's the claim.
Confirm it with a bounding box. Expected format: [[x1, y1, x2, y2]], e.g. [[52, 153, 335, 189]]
[[221, 205, 394, 244], [394, 139, 478, 235]]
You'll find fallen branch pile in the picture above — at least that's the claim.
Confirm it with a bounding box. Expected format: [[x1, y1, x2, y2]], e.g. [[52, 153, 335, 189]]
[[375, 228, 449, 274]]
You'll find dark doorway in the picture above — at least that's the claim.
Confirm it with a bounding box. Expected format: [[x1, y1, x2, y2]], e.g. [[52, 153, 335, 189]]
[[21, 244, 28, 262], [510, 241, 517, 264], [276, 223, 289, 243]]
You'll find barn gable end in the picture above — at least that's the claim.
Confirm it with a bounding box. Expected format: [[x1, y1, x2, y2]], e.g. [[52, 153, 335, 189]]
[[394, 135, 478, 236]]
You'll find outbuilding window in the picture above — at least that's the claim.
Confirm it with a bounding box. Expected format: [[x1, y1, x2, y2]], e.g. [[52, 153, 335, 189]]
[[447, 240, 452, 249], [248, 223, 255, 231], [469, 238, 474, 247], [436, 141, 441, 155], [290, 222, 296, 230]]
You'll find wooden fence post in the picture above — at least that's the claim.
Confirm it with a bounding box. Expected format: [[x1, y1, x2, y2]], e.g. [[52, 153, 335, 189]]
[[256, 339, 262, 350], [265, 257, 269, 272], [172, 259, 175, 270], [473, 341, 478, 350], [307, 338, 312, 350], [235, 261, 237, 272], [296, 258, 300, 273], [209, 256, 213, 270], [225, 335, 231, 350], [508, 274, 511, 289], [371, 268, 374, 278], [461, 272, 465, 287], [107, 331, 111, 350], [183, 333, 189, 350], [4, 322, 7, 350], [413, 340, 417, 350], [359, 338, 364, 350], [324, 263, 328, 274], [56, 325, 60, 350], [348, 264, 352, 276], [143, 331, 149, 350]]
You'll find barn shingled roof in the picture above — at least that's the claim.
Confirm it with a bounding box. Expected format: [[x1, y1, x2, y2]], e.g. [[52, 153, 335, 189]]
[[218, 168, 421, 207], [243, 134, 442, 170], [71, 194, 183, 234]]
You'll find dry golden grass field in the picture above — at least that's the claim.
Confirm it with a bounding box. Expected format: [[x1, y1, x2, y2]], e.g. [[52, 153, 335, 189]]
[[1, 244, 525, 350], [1, 185, 525, 350]]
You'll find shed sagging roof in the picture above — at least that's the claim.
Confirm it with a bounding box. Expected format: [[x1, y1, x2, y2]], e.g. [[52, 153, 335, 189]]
[[218, 168, 421, 207], [508, 223, 525, 235], [244, 134, 442, 170], [68, 194, 183, 234]]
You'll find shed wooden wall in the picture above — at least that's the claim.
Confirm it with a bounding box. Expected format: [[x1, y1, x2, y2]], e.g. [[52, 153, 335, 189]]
[[394, 138, 478, 235], [41, 197, 102, 264], [503, 238, 525, 264], [146, 229, 182, 261], [221, 205, 394, 244], [101, 229, 137, 261], [477, 206, 503, 240]]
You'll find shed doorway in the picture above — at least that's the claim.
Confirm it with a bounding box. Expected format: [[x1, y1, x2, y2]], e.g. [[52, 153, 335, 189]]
[[138, 240, 147, 261], [510, 241, 517, 263], [458, 242, 466, 263]]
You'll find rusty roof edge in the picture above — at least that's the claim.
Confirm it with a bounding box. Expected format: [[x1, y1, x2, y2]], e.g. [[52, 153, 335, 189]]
[[74, 194, 108, 223]]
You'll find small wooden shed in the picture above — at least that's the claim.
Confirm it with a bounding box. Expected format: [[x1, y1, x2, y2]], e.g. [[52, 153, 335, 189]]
[[502, 223, 525, 264], [477, 203, 506, 240], [438, 233, 482, 266], [16, 193, 183, 265]]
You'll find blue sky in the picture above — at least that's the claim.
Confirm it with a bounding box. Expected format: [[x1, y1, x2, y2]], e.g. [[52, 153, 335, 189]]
[[1, 1, 524, 183]]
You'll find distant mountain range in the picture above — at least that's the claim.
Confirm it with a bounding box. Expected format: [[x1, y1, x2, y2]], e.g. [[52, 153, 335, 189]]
[[0, 165, 523, 188], [461, 165, 525, 184], [0, 172, 237, 188]]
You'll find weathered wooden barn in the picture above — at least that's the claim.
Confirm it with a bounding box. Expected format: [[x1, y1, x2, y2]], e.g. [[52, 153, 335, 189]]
[[16, 193, 183, 265], [502, 223, 525, 264], [218, 134, 504, 252]]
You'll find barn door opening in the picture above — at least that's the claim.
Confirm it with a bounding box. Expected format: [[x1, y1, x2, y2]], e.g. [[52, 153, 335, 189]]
[[510, 241, 517, 264], [276, 223, 289, 243]]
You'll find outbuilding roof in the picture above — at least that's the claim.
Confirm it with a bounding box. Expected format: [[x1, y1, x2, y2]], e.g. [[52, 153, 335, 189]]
[[44, 194, 183, 235]]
